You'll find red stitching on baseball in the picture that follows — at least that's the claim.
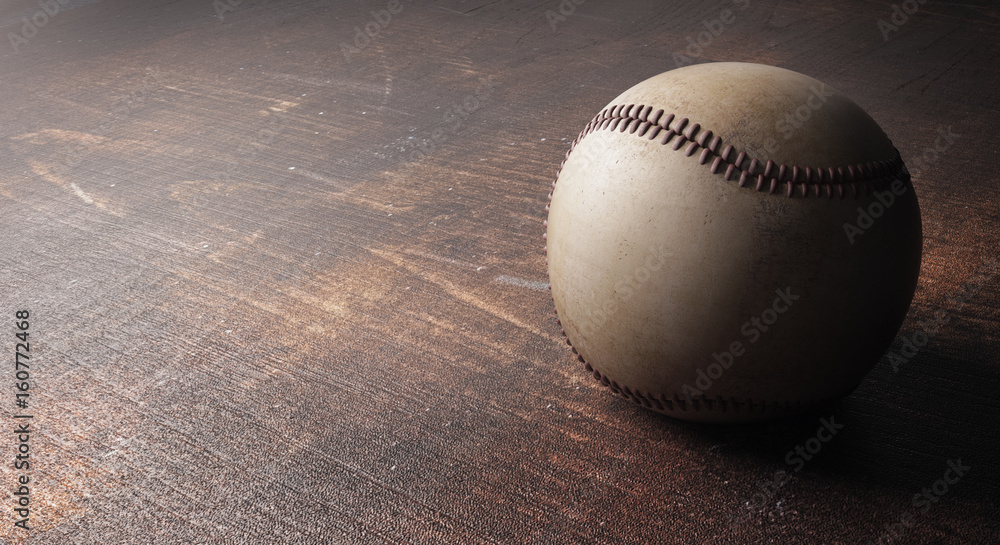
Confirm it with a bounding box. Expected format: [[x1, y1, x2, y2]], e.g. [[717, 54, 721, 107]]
[[559, 103, 910, 200]]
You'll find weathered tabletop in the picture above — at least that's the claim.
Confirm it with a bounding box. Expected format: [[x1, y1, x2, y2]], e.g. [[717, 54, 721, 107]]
[[0, 0, 997, 543]]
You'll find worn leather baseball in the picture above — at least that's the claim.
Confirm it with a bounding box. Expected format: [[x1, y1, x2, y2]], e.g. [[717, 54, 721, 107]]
[[545, 62, 922, 423]]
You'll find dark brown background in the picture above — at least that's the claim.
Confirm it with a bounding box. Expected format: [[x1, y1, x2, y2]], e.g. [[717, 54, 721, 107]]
[[0, 0, 997, 543]]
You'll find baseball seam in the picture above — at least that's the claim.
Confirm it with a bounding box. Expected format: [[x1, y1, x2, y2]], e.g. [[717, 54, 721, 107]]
[[545, 103, 910, 416], [560, 330, 837, 416], [552, 103, 910, 200]]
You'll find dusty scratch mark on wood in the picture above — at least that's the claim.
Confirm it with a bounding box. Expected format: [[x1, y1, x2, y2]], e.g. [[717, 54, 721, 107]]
[[373, 246, 561, 343], [493, 275, 549, 291]]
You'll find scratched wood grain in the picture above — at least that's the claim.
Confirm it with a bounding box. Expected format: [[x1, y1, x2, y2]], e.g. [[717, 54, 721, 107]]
[[0, 0, 997, 543]]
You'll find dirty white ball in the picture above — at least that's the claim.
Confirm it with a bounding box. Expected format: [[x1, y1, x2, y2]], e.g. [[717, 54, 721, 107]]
[[545, 62, 921, 423]]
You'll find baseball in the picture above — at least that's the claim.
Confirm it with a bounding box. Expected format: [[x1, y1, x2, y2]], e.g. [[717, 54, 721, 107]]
[[545, 62, 922, 423]]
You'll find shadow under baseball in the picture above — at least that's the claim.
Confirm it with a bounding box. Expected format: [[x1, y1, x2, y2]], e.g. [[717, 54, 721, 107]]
[[659, 295, 1000, 503]]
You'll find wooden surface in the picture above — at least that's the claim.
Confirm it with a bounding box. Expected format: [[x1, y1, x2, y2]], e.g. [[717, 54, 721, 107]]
[[1, 0, 998, 543]]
